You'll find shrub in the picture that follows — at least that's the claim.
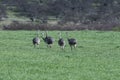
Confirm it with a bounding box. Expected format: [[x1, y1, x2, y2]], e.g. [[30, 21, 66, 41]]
[[2, 21, 120, 31]]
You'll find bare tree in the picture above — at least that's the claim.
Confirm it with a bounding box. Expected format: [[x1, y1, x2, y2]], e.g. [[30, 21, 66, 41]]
[[0, 2, 6, 20]]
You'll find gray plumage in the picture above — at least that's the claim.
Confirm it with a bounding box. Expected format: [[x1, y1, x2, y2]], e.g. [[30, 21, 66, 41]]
[[32, 31, 40, 48], [58, 32, 65, 49], [41, 31, 54, 48], [33, 37, 40, 45], [66, 32, 77, 50]]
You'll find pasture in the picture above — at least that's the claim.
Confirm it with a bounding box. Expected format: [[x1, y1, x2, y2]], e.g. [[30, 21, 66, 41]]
[[0, 30, 120, 80]]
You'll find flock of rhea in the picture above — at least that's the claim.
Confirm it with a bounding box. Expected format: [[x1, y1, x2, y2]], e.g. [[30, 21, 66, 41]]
[[32, 31, 77, 50]]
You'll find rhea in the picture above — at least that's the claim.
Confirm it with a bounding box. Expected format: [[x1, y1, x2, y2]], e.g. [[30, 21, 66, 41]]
[[41, 31, 54, 48], [58, 32, 65, 49], [66, 32, 77, 50], [32, 31, 40, 48]]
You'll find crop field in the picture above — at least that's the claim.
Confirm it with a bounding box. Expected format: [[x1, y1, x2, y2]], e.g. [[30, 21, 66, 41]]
[[0, 30, 120, 80]]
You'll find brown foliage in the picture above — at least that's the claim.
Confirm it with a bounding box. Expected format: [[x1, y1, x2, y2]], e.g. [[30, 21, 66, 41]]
[[3, 21, 119, 31]]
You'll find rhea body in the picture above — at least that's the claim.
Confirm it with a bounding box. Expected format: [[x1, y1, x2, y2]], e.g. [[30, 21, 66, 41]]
[[32, 32, 40, 48], [66, 32, 77, 50], [41, 31, 54, 48], [58, 32, 65, 49]]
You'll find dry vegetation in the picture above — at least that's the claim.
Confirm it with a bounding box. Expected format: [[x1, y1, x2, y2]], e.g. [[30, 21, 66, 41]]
[[2, 21, 120, 31]]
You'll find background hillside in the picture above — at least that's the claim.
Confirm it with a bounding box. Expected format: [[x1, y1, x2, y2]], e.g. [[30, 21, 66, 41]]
[[0, 0, 120, 31]]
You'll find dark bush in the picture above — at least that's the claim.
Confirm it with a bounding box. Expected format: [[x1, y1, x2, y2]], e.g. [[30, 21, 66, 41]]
[[2, 21, 120, 31]]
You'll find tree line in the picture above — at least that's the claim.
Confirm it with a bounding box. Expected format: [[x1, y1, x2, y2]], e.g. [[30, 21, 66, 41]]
[[1, 0, 120, 25]]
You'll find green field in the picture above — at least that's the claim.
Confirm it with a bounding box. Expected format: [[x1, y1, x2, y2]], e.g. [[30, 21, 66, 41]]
[[0, 30, 120, 80]]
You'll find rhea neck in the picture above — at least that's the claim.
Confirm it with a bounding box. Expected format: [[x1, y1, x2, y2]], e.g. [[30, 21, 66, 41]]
[[58, 32, 62, 39], [45, 31, 48, 37], [41, 32, 45, 39], [36, 30, 39, 37], [66, 32, 70, 40]]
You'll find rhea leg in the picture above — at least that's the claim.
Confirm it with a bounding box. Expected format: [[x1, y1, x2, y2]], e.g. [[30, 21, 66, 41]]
[[74, 44, 77, 48], [70, 45, 72, 50], [47, 44, 52, 48], [33, 43, 36, 48], [61, 46, 65, 50]]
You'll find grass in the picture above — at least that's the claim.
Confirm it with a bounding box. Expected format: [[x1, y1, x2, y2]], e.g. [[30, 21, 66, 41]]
[[0, 10, 30, 27], [0, 10, 58, 27], [0, 30, 120, 80]]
